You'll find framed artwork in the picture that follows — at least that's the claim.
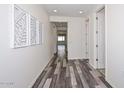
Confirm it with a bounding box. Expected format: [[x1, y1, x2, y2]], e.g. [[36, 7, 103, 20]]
[[11, 4, 29, 48], [36, 21, 42, 45], [29, 15, 37, 45], [11, 4, 42, 48], [29, 15, 42, 45]]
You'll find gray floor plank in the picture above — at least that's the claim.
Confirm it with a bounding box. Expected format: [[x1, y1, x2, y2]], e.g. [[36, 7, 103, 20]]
[[72, 62, 83, 88], [69, 66, 77, 88], [54, 62, 62, 88], [43, 78, 52, 88], [54, 62, 61, 75], [90, 71, 107, 88], [63, 59, 66, 68], [49, 75, 57, 88], [74, 61, 89, 88], [38, 67, 52, 88]]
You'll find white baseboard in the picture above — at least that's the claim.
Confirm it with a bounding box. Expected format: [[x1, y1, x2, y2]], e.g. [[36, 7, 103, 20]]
[[28, 70, 42, 88]]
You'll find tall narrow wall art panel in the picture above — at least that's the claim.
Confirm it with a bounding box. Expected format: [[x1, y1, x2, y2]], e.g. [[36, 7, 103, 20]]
[[11, 5, 29, 48], [36, 21, 42, 45], [29, 15, 37, 45], [36, 20, 41, 45]]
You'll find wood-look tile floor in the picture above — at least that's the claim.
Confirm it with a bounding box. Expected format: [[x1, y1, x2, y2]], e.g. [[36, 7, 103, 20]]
[[32, 56, 112, 88]]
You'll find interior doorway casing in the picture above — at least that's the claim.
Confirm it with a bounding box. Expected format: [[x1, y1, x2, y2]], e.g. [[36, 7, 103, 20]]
[[85, 19, 89, 59], [96, 7, 105, 76]]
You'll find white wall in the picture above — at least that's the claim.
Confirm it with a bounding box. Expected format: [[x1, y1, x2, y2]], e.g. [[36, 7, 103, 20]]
[[68, 17, 85, 59], [106, 5, 124, 88], [0, 4, 54, 88], [50, 16, 85, 59]]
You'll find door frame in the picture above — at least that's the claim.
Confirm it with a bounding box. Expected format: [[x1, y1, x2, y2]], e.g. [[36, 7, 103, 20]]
[[95, 6, 106, 74], [85, 18, 89, 59]]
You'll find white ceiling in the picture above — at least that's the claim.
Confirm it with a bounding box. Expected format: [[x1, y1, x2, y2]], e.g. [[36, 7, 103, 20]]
[[43, 4, 98, 17]]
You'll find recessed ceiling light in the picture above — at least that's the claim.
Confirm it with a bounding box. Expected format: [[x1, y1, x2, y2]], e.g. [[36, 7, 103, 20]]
[[53, 9, 57, 12], [79, 10, 83, 14]]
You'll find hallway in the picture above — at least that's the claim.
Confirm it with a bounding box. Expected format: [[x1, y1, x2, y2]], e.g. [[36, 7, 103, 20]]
[[1, 4, 124, 88], [32, 53, 111, 88]]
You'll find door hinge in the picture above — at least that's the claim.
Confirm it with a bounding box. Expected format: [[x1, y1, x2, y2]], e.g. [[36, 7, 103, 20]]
[[96, 31, 98, 34], [96, 59, 98, 61]]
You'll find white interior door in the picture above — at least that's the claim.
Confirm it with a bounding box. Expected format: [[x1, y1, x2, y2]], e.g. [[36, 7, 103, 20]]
[[96, 8, 105, 69]]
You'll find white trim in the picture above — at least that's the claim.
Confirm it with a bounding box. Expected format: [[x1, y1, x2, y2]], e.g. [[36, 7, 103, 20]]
[[10, 4, 14, 48], [105, 5, 108, 80], [27, 70, 42, 88], [95, 5, 106, 75]]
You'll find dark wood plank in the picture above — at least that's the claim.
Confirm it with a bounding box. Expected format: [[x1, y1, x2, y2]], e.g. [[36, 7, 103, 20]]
[[79, 60, 92, 71], [32, 71, 47, 88], [47, 64, 56, 78], [59, 67, 66, 88], [38, 67, 52, 88], [74, 61, 89, 88], [79, 61, 98, 88], [54, 61, 62, 88], [49, 75, 57, 88], [99, 76, 112, 88], [69, 66, 77, 88], [65, 77, 72, 88], [72, 62, 83, 88]]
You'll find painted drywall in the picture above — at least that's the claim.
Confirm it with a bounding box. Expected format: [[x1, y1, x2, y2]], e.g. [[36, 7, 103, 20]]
[[50, 16, 85, 59], [68, 17, 85, 59], [0, 4, 54, 87], [106, 5, 124, 88]]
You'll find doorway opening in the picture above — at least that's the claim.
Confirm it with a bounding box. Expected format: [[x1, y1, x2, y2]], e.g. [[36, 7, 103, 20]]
[[52, 22, 68, 61], [96, 7, 105, 76]]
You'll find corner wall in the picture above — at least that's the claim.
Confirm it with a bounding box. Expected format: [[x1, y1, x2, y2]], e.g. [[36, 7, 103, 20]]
[[106, 5, 124, 88]]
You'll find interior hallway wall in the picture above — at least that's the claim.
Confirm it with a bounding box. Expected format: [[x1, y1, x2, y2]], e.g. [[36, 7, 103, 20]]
[[0, 4, 54, 87], [86, 4, 124, 87], [50, 16, 85, 60], [106, 4, 124, 88]]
